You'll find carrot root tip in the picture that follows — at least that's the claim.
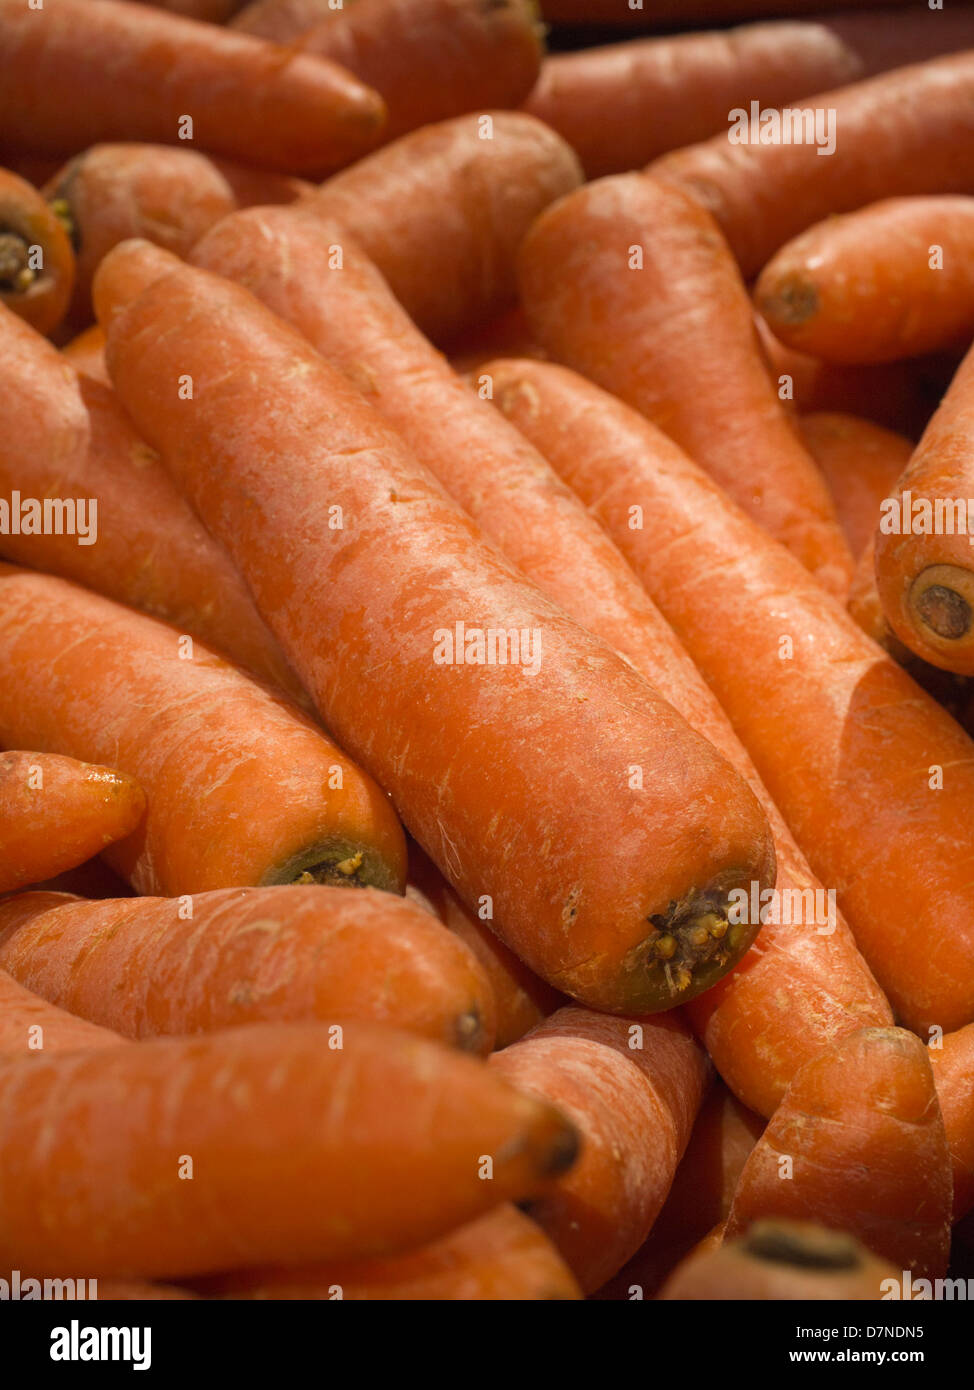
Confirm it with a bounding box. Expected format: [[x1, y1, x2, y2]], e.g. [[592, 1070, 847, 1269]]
[[453, 1007, 487, 1054]]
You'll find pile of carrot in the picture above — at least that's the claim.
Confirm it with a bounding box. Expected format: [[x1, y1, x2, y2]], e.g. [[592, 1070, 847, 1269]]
[[2, 0, 974, 1306]]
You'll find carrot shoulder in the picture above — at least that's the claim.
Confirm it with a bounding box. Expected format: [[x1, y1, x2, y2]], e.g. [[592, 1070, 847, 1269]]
[[0, 166, 74, 335]]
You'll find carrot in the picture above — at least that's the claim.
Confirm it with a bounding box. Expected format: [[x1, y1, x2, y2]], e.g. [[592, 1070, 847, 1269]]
[[757, 197, 974, 367], [524, 10, 974, 180], [311, 112, 582, 344], [725, 1028, 952, 1279], [798, 412, 915, 563], [0, 885, 496, 1053], [94, 1281, 198, 1299], [0, 0, 385, 175], [517, 174, 854, 597], [485, 357, 974, 1036], [45, 144, 309, 324], [95, 239, 775, 1015], [61, 324, 110, 386], [660, 1219, 900, 1301], [232, 0, 330, 33], [649, 51, 974, 280], [0, 166, 74, 334], [0, 304, 300, 697], [537, 0, 916, 23], [0, 960, 124, 1059], [136, 1, 243, 18], [254, 0, 543, 144], [0, 1019, 577, 1278], [192, 1205, 581, 1300], [928, 1024, 974, 1222], [874, 341, 974, 676], [408, 842, 562, 1048], [0, 753, 144, 893], [490, 1006, 710, 1292], [0, 565, 406, 897]]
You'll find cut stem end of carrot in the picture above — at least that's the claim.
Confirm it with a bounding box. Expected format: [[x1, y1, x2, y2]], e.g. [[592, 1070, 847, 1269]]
[[741, 1220, 863, 1273], [909, 564, 974, 644], [0, 231, 34, 295], [261, 841, 402, 894]]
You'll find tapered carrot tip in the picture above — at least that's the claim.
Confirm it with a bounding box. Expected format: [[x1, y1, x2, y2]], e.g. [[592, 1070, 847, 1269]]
[[661, 1219, 900, 1301], [909, 565, 974, 643], [92, 237, 181, 327]]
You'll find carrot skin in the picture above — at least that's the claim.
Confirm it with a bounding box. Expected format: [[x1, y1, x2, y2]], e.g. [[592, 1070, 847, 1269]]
[[96, 239, 775, 1014], [0, 964, 124, 1059], [0, 885, 497, 1054], [0, 167, 74, 334], [928, 1025, 974, 1221], [0, 1019, 577, 1278], [0, 565, 407, 898], [0, 0, 386, 175], [798, 412, 914, 563], [61, 324, 110, 386], [518, 174, 853, 597]]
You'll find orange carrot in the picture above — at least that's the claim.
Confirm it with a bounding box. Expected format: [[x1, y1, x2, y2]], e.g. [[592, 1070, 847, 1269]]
[[95, 238, 776, 1014], [538, 0, 916, 22], [0, 0, 385, 175], [928, 1024, 974, 1222], [311, 112, 582, 344], [649, 51, 974, 279], [136, 1, 243, 17], [0, 166, 74, 334], [798, 412, 914, 563], [61, 324, 110, 385], [233, 0, 329, 32], [0, 565, 406, 897], [193, 1205, 582, 1300], [0, 960, 123, 1059], [0, 885, 496, 1053], [0, 752, 145, 893], [485, 357, 974, 1036], [660, 1219, 900, 1301], [874, 340, 974, 676], [491, 1006, 710, 1291], [0, 304, 300, 697], [525, 11, 974, 179], [93, 1281, 198, 1299], [725, 1028, 952, 1279], [757, 197, 974, 366], [0, 1019, 577, 1278], [408, 842, 561, 1048], [518, 174, 853, 597]]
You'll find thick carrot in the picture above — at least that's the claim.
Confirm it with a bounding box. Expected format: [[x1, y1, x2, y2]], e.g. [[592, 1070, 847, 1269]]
[[485, 357, 974, 1035], [0, 1019, 577, 1278], [524, 11, 974, 180], [798, 412, 914, 563], [0, 752, 145, 893], [0, 959, 123, 1059], [96, 240, 775, 1014], [0, 304, 300, 697], [408, 842, 562, 1048], [193, 1205, 581, 1300], [311, 112, 582, 344], [928, 1024, 974, 1222], [649, 51, 974, 280], [490, 1006, 710, 1292], [190, 206, 898, 1105], [0, 885, 496, 1053], [660, 1220, 900, 1301], [61, 324, 110, 386], [0, 0, 385, 174], [0, 565, 406, 897], [45, 144, 309, 323], [725, 1028, 952, 1279], [518, 174, 853, 597], [874, 341, 974, 676], [757, 197, 974, 366], [0, 167, 74, 334]]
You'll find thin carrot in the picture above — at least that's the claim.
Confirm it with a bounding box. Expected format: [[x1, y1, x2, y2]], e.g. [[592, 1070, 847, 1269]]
[[524, 11, 974, 180], [0, 752, 144, 893], [45, 144, 309, 324], [61, 324, 110, 386], [0, 1019, 577, 1278], [0, 0, 385, 174], [874, 340, 974, 676], [928, 1024, 974, 1222], [798, 412, 914, 563], [0, 885, 496, 1054], [660, 1220, 900, 1301], [518, 174, 854, 597], [0, 167, 74, 334], [485, 357, 974, 1036], [408, 842, 562, 1048], [0, 961, 124, 1059], [725, 1028, 952, 1279], [490, 1006, 710, 1292], [193, 1205, 582, 1300], [649, 51, 974, 279], [95, 239, 776, 1015], [0, 304, 300, 697], [0, 564, 406, 897], [311, 112, 582, 344]]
